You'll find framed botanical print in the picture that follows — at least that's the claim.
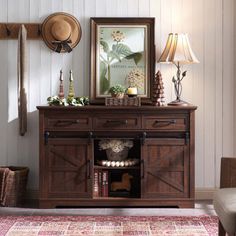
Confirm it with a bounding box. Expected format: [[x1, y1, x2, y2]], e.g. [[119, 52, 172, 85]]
[[90, 17, 155, 104]]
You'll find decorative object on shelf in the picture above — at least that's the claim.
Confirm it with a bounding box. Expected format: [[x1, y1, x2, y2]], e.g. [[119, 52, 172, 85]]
[[67, 70, 75, 100], [99, 139, 133, 161], [158, 33, 199, 106], [111, 173, 133, 192], [106, 148, 129, 161], [127, 87, 138, 97], [47, 95, 89, 106], [58, 69, 64, 99], [41, 12, 82, 53], [97, 158, 139, 167], [152, 70, 165, 106], [48, 69, 89, 106], [105, 96, 141, 106], [18, 25, 28, 136], [90, 17, 155, 105], [126, 67, 144, 94], [109, 84, 126, 98]]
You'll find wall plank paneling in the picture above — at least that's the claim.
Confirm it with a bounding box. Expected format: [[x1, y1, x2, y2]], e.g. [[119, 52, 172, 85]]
[[127, 0, 139, 17], [139, 0, 150, 16], [0, 0, 235, 193], [159, 0, 173, 104], [28, 0, 40, 188], [192, 0, 204, 188], [51, 1, 63, 97], [204, 0, 216, 188], [84, 0, 95, 95], [215, 0, 223, 189], [223, 0, 235, 157], [150, 0, 161, 73], [72, 0, 85, 97], [95, 0, 106, 16], [117, 0, 128, 16], [106, 0, 118, 17], [7, 0, 20, 167], [0, 0, 8, 165]]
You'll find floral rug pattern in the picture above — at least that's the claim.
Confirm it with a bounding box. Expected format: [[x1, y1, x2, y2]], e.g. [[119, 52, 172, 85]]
[[0, 215, 218, 236]]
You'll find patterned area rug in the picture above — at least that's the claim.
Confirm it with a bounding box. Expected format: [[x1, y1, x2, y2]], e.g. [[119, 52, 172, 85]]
[[0, 215, 218, 236]]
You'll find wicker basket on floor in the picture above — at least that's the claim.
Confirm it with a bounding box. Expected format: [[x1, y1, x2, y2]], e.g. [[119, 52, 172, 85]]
[[0, 166, 29, 207]]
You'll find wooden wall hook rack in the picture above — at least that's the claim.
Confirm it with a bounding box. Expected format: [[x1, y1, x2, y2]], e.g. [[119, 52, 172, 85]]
[[0, 23, 42, 40]]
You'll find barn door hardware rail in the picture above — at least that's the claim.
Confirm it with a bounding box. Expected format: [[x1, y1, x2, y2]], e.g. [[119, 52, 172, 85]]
[[0, 23, 41, 39]]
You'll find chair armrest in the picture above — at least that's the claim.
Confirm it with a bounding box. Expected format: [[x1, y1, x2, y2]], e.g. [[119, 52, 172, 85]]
[[220, 157, 236, 188]]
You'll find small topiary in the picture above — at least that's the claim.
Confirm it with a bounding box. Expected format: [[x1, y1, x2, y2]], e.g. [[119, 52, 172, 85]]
[[109, 84, 126, 98]]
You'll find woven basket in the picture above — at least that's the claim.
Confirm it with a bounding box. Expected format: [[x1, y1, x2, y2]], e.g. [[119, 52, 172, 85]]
[[0, 166, 29, 207], [106, 148, 129, 161]]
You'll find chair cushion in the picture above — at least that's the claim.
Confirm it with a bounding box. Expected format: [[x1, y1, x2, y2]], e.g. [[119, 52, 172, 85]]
[[213, 188, 236, 234]]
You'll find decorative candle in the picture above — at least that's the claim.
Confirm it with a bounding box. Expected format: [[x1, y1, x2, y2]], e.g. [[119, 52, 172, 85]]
[[127, 87, 138, 96], [58, 69, 64, 99]]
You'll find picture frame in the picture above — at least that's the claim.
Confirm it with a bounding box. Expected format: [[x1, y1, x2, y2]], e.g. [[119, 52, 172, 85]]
[[90, 17, 155, 104]]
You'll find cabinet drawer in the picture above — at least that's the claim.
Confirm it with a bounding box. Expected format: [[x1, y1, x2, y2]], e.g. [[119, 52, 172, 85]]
[[143, 116, 187, 131], [93, 116, 141, 130], [45, 116, 91, 130]]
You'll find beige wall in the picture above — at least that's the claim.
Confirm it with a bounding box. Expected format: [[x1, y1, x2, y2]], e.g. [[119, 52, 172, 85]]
[[0, 0, 235, 194]]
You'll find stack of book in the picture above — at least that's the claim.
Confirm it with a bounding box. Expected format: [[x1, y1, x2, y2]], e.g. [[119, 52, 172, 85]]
[[93, 170, 108, 197]]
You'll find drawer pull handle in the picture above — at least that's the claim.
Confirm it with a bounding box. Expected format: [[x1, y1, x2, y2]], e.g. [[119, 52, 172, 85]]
[[105, 120, 128, 125], [55, 120, 79, 127], [154, 119, 176, 126]]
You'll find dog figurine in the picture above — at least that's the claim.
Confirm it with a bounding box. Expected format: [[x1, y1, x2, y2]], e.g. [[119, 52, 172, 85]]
[[111, 173, 133, 191]]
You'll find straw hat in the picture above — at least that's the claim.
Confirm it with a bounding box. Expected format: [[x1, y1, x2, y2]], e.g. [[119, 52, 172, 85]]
[[41, 12, 82, 53]]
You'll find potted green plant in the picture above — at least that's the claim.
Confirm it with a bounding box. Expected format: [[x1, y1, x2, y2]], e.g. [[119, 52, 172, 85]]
[[109, 84, 126, 98]]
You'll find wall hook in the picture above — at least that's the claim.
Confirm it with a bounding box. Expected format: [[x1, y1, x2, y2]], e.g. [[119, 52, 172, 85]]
[[5, 25, 11, 36]]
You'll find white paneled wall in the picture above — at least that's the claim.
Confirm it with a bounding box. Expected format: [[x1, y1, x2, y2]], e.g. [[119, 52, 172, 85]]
[[0, 0, 235, 192]]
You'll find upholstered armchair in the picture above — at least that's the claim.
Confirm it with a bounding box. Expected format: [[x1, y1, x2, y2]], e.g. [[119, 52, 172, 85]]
[[213, 157, 236, 236]]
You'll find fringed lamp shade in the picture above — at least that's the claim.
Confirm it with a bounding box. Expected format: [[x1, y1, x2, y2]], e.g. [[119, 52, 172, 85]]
[[158, 33, 199, 64]]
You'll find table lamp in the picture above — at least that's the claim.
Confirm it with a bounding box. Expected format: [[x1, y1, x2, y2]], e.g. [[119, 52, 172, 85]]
[[158, 33, 199, 106]]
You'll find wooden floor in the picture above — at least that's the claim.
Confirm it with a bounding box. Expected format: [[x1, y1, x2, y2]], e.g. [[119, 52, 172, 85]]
[[0, 200, 216, 216]]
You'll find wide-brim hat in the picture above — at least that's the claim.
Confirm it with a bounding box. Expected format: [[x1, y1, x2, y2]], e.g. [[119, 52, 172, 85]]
[[41, 12, 82, 53]]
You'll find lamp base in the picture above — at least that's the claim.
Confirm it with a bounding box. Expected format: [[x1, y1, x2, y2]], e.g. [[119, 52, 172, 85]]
[[168, 99, 189, 106]]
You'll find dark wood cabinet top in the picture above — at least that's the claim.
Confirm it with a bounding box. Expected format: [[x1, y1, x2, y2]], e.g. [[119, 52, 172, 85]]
[[37, 105, 197, 111]]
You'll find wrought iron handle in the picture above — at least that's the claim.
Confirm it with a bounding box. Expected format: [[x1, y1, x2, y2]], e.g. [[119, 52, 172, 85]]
[[141, 160, 145, 179], [44, 131, 50, 145], [141, 132, 147, 145], [55, 120, 79, 127], [185, 132, 190, 144], [88, 132, 93, 144], [105, 120, 128, 125], [87, 160, 91, 179], [154, 119, 176, 126]]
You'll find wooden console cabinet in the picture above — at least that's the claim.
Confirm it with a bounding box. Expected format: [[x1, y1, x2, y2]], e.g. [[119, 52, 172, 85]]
[[37, 105, 197, 208]]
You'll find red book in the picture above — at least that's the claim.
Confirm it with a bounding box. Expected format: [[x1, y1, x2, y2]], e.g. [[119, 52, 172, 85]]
[[98, 170, 102, 197], [102, 171, 109, 197], [93, 169, 99, 197]]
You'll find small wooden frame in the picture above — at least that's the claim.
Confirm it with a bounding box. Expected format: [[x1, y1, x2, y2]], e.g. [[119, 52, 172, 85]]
[[0, 23, 41, 39], [105, 96, 141, 106]]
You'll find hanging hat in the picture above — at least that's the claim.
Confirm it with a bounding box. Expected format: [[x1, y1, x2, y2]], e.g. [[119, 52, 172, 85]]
[[41, 12, 82, 53]]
